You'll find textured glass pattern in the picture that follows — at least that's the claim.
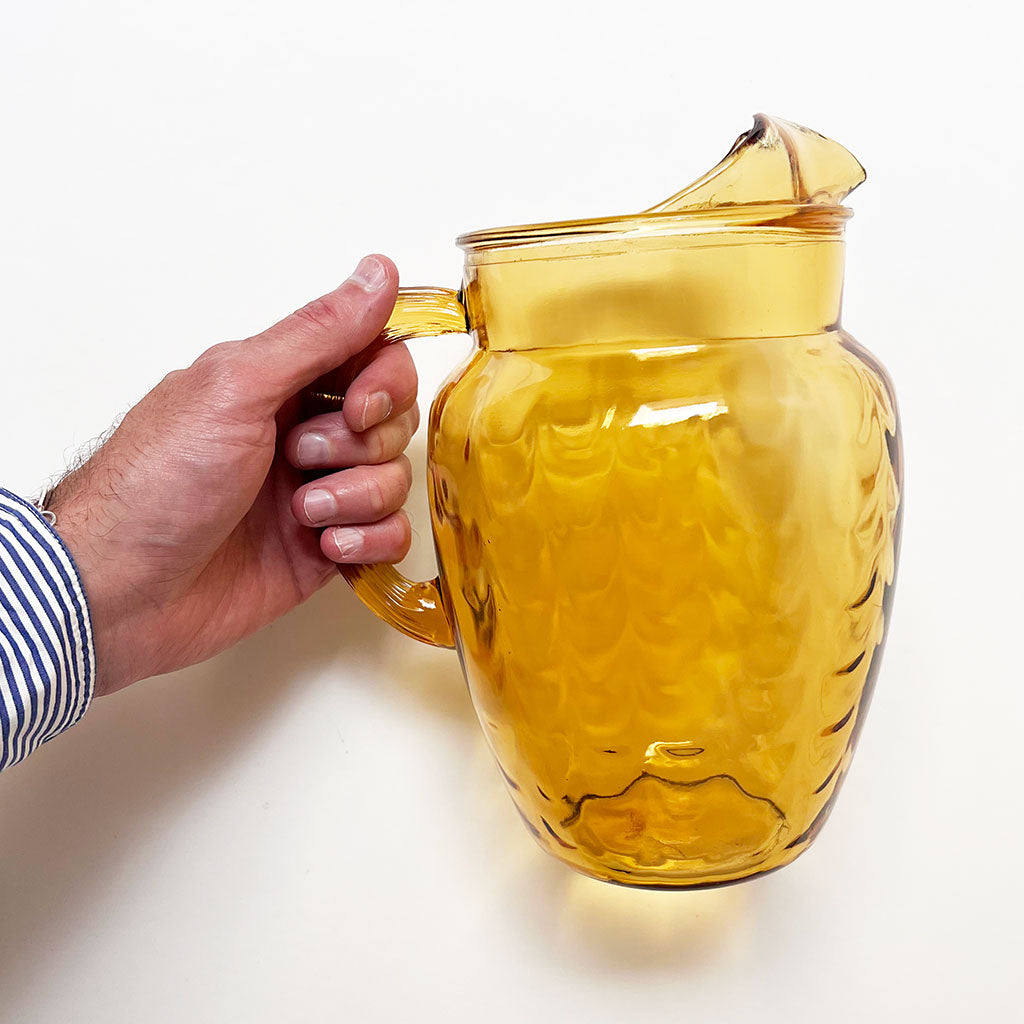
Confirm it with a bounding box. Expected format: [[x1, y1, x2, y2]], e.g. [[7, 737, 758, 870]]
[[317, 117, 902, 887], [429, 328, 900, 887]]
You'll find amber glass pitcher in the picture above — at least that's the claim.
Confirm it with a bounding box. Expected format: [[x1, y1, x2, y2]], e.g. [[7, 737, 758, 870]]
[[323, 117, 902, 888]]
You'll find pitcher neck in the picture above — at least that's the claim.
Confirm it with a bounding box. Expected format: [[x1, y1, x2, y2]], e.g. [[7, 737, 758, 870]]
[[462, 233, 848, 350]]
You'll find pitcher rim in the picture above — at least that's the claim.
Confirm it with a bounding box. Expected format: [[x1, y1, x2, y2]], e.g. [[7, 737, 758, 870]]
[[456, 202, 852, 254]]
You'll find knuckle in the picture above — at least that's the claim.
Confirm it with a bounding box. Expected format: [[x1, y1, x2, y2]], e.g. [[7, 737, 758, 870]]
[[397, 454, 413, 487], [397, 416, 416, 451], [368, 425, 389, 464], [365, 473, 388, 517], [396, 345, 418, 387], [158, 366, 188, 391], [399, 413, 416, 449], [191, 341, 238, 384], [293, 295, 344, 332], [390, 512, 413, 555]]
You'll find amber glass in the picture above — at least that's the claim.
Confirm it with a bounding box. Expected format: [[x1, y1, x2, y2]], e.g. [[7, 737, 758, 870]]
[[329, 118, 902, 888]]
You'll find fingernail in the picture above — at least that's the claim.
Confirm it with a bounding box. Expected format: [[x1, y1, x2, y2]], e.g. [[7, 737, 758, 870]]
[[331, 526, 364, 559], [350, 255, 387, 292], [303, 488, 336, 524], [360, 391, 392, 430], [296, 431, 330, 466]]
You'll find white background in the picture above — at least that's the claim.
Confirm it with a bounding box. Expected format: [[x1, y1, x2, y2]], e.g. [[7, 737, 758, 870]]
[[1, 2, 1021, 1021]]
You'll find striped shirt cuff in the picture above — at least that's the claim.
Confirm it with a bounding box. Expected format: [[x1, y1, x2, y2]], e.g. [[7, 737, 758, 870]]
[[0, 487, 95, 772]]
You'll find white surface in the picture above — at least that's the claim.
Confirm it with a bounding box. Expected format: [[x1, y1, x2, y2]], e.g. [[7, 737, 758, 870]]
[[1, 2, 1021, 1021]]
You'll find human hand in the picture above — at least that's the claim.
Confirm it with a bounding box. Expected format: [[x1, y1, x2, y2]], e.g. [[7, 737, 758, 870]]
[[47, 255, 418, 697]]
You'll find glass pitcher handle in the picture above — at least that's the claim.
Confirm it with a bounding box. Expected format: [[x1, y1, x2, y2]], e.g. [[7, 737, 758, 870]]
[[304, 286, 467, 649]]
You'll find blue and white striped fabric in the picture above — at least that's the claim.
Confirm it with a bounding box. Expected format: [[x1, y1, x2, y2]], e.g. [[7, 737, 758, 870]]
[[0, 487, 95, 772]]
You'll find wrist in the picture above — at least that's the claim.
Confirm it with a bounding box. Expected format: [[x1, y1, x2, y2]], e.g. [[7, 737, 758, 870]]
[[47, 489, 140, 697]]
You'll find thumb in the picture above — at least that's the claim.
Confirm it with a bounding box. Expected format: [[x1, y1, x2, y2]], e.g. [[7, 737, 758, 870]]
[[235, 254, 400, 407]]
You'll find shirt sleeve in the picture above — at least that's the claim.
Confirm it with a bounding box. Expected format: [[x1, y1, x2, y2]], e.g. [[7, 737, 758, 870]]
[[0, 487, 95, 772]]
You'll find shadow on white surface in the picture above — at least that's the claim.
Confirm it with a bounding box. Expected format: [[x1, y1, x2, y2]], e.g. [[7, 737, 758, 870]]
[[0, 581, 391, 1009], [487, 822, 758, 977]]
